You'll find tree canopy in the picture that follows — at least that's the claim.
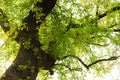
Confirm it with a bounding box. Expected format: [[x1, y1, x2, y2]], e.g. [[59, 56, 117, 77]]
[[0, 0, 120, 80]]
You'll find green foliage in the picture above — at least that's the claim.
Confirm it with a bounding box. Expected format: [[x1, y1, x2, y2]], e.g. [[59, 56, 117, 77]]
[[38, 0, 120, 79], [39, 8, 119, 59], [0, 0, 120, 79], [0, 0, 33, 27]]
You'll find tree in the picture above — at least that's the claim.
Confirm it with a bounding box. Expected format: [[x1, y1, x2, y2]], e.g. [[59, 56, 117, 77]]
[[0, 0, 120, 80], [0, 0, 57, 80]]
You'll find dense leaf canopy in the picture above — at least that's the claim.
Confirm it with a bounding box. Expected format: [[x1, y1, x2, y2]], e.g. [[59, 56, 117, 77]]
[[0, 0, 120, 80]]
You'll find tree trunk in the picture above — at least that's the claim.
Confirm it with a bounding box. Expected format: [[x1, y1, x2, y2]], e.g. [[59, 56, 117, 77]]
[[0, 0, 57, 80], [1, 45, 40, 80]]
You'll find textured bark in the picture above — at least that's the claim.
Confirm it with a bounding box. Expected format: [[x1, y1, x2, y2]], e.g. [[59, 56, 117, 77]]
[[0, 0, 57, 80]]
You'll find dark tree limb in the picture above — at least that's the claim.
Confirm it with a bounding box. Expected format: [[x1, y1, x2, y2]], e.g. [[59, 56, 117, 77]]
[[97, 5, 120, 19], [87, 56, 120, 68], [114, 29, 120, 32], [108, 23, 118, 28], [91, 43, 109, 47], [60, 55, 120, 70]]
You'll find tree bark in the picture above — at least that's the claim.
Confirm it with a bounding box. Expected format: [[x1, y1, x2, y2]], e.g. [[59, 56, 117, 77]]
[[0, 0, 57, 80]]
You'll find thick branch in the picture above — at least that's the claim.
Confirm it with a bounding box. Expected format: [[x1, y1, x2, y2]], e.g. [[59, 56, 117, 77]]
[[114, 29, 120, 32], [87, 56, 120, 68], [37, 0, 57, 15], [98, 5, 120, 19], [61, 55, 120, 69]]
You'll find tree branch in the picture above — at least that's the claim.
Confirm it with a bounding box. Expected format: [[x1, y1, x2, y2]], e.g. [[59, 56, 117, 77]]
[[97, 5, 120, 19], [60, 55, 120, 70], [114, 29, 120, 32], [108, 23, 118, 28], [91, 43, 109, 46], [87, 56, 120, 68]]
